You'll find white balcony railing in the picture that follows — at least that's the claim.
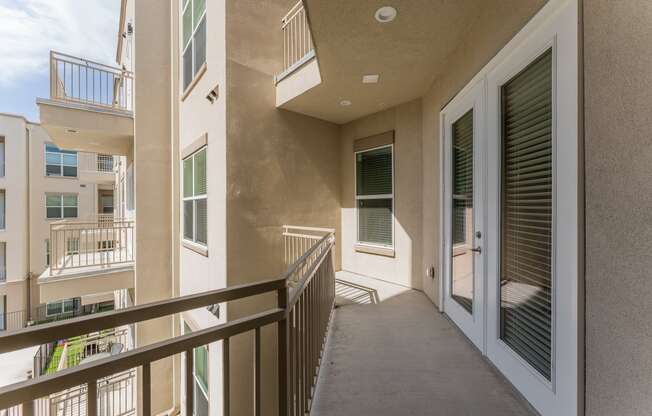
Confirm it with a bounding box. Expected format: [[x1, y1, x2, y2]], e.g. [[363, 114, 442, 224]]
[[96, 154, 114, 172], [49, 218, 134, 273], [280, 1, 314, 76], [50, 51, 133, 113]]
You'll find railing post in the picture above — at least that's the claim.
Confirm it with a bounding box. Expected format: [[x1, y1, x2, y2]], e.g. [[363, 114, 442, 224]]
[[277, 285, 289, 416]]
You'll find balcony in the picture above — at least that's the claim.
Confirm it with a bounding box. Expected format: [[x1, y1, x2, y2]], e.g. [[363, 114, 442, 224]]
[[37, 51, 134, 156], [275, 1, 322, 108], [78, 153, 115, 184], [38, 217, 134, 303]]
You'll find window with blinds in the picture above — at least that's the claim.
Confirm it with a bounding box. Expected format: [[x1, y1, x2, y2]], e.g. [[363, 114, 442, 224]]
[[500, 49, 553, 380], [452, 110, 473, 246], [356, 145, 393, 247], [183, 147, 208, 246]]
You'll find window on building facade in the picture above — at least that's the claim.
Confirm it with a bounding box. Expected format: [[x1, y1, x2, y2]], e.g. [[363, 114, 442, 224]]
[[183, 147, 207, 246], [46, 299, 75, 317], [45, 143, 78, 177], [182, 0, 207, 91], [46, 194, 78, 219], [0, 190, 5, 230], [184, 323, 209, 416], [0, 136, 5, 177], [355, 145, 394, 247], [0, 243, 5, 282]]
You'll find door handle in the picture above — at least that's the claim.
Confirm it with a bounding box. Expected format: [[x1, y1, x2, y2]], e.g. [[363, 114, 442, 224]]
[[470, 246, 482, 254]]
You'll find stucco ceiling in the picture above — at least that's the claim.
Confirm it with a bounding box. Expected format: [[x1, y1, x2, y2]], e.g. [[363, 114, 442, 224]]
[[280, 0, 532, 124]]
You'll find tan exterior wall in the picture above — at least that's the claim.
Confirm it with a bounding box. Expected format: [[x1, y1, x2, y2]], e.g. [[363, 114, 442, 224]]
[[0, 113, 117, 322], [419, 0, 547, 305], [27, 125, 99, 281], [583, 1, 652, 415], [224, 1, 340, 415], [0, 115, 29, 302], [132, 0, 174, 413], [340, 99, 423, 289]]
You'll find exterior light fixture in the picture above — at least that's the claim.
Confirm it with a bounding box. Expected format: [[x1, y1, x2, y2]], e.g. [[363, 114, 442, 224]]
[[340, 100, 352, 107], [362, 74, 380, 84], [67, 129, 78, 133], [375, 6, 397, 23]]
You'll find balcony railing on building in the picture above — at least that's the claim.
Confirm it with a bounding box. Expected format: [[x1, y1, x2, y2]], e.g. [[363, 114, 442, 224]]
[[50, 51, 133, 113], [49, 217, 134, 273], [0, 226, 336, 416], [277, 1, 314, 81]]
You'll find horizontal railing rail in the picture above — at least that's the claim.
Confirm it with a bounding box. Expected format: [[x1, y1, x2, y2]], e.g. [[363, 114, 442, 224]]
[[280, 1, 314, 75], [49, 219, 134, 272], [1, 229, 336, 416], [50, 51, 133, 112]]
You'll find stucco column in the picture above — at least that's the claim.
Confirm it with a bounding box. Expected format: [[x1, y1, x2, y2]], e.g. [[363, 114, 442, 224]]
[[133, 0, 174, 413]]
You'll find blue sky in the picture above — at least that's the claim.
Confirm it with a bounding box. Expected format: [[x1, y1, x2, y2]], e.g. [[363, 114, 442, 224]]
[[0, 0, 120, 122]]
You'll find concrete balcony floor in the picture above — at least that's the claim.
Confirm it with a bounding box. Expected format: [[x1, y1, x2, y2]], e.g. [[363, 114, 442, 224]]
[[313, 272, 536, 416]]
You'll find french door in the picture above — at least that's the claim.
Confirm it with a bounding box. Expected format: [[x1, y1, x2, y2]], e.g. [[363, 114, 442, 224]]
[[442, 80, 486, 351], [440, 1, 578, 415]]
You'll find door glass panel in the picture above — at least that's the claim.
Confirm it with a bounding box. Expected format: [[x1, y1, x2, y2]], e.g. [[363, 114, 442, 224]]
[[451, 109, 474, 313], [500, 49, 553, 380]]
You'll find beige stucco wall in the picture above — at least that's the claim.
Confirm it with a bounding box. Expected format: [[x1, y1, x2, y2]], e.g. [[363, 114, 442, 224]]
[[419, 0, 547, 305], [0, 114, 29, 319], [133, 0, 174, 413], [224, 1, 341, 414], [340, 99, 423, 289], [583, 1, 652, 415], [28, 125, 99, 282]]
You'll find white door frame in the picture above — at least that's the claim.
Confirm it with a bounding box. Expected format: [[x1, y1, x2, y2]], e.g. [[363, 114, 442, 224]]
[[441, 79, 486, 351], [437, 1, 578, 415]]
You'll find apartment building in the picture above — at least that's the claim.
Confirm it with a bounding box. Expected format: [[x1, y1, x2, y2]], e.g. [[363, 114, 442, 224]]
[[0, 113, 120, 331], [1, 1, 651, 416]]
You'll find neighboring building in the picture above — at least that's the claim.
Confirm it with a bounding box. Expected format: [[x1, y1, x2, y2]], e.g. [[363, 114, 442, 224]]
[[2, 1, 652, 416], [0, 113, 120, 331]]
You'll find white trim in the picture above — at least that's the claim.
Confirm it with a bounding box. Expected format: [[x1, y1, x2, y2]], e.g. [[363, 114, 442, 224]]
[[354, 144, 395, 249], [182, 147, 208, 248], [437, 1, 578, 415], [440, 79, 486, 351]]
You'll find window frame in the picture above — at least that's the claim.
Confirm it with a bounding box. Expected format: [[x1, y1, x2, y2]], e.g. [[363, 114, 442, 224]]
[[183, 321, 209, 416], [181, 0, 207, 94], [46, 299, 75, 317], [45, 193, 79, 220], [45, 239, 50, 267], [354, 144, 395, 249], [182, 147, 208, 248], [44, 143, 78, 178]]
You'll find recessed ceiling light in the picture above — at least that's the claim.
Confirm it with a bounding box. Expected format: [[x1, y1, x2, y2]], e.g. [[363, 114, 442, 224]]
[[375, 6, 397, 23], [362, 74, 380, 84], [339, 100, 352, 107]]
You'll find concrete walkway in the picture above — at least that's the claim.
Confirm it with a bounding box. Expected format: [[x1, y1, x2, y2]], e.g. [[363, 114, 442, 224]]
[[311, 272, 536, 416]]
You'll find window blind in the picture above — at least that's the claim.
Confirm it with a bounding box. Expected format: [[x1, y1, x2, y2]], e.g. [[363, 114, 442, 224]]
[[452, 110, 473, 246], [500, 49, 553, 380], [356, 146, 393, 247], [356, 147, 392, 196]]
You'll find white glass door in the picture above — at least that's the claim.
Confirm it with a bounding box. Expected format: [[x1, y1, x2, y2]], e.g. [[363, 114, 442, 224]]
[[442, 80, 486, 350]]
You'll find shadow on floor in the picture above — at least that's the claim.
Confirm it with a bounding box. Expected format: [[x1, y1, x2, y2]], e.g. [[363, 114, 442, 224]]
[[335, 279, 380, 305]]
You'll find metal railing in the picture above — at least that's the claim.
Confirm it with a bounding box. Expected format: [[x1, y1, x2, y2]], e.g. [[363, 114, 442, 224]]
[[96, 155, 114, 173], [49, 219, 134, 272], [283, 225, 335, 269], [50, 51, 133, 113], [0, 229, 336, 416], [0, 311, 28, 332], [281, 1, 314, 75]]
